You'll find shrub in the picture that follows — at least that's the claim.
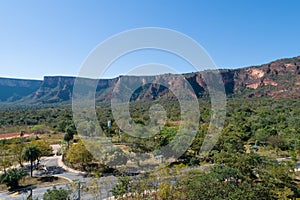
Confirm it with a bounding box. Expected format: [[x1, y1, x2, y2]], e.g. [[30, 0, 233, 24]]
[[0, 168, 27, 189]]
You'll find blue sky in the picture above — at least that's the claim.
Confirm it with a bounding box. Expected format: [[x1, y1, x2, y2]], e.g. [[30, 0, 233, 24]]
[[0, 0, 300, 80]]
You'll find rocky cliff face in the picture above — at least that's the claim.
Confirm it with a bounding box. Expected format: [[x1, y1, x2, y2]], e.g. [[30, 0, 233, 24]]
[[0, 56, 299, 104], [25, 76, 76, 103], [227, 56, 300, 98], [23, 76, 120, 103]]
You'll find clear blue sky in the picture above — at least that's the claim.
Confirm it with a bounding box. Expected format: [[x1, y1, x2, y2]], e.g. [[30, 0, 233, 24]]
[[1, 0, 300, 80]]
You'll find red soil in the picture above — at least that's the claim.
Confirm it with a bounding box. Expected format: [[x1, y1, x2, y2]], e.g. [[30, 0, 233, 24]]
[[0, 132, 32, 140]]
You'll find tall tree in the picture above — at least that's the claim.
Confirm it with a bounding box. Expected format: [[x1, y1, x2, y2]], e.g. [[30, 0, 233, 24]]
[[23, 145, 41, 177], [64, 124, 76, 150], [11, 137, 25, 167], [64, 132, 74, 150]]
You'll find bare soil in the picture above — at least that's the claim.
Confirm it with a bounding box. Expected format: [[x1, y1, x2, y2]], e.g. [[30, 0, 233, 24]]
[[0, 132, 32, 140]]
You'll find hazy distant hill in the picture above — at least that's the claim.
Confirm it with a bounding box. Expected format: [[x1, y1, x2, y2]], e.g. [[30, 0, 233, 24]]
[[0, 55, 299, 104], [0, 78, 42, 102]]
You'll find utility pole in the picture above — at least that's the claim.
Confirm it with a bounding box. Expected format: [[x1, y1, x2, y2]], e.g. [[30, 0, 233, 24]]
[[77, 182, 81, 200], [118, 128, 120, 143]]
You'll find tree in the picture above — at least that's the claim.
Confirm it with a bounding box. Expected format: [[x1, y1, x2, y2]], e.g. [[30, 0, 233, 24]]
[[64, 132, 74, 150], [0, 139, 13, 173], [65, 141, 93, 171], [11, 137, 25, 167], [176, 168, 270, 200], [23, 145, 41, 177], [43, 186, 71, 200], [63, 124, 76, 150], [215, 135, 245, 153], [0, 147, 12, 173], [29, 140, 52, 156], [111, 176, 130, 198], [267, 135, 287, 151], [65, 124, 77, 136], [0, 168, 27, 189], [57, 120, 69, 132], [273, 187, 294, 200]]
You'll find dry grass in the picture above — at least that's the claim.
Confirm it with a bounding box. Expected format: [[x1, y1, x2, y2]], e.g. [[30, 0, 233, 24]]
[[39, 132, 64, 144]]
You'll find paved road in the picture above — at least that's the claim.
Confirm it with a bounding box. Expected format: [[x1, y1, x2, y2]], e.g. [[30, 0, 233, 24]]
[[0, 177, 117, 200], [0, 185, 68, 200], [0, 154, 117, 200]]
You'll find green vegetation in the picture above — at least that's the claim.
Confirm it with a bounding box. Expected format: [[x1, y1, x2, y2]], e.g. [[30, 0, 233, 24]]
[[111, 176, 130, 198], [43, 186, 71, 200], [23, 145, 41, 177], [0, 168, 27, 189], [64, 131, 74, 150], [111, 156, 298, 199], [0, 97, 299, 198], [65, 140, 93, 171], [29, 140, 52, 156]]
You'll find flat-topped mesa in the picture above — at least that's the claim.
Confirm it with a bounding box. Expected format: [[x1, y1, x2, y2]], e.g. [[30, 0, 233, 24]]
[[0, 55, 300, 104], [42, 76, 76, 88]]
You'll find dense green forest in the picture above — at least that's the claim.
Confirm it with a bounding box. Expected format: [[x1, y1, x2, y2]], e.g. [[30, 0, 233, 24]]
[[1, 98, 299, 154]]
